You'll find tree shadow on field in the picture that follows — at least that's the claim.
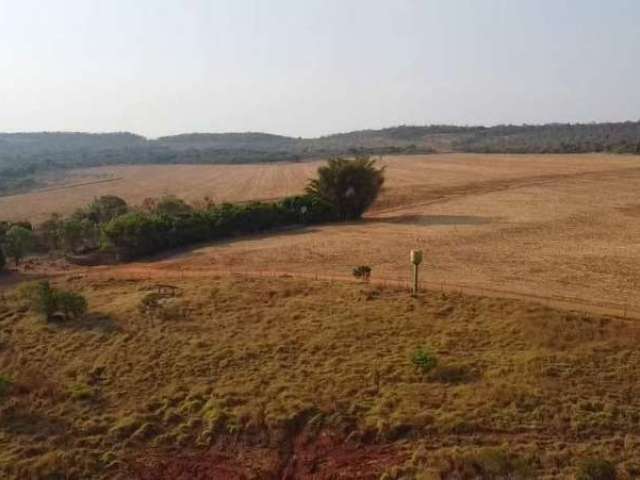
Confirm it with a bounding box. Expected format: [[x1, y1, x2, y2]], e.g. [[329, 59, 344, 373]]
[[52, 312, 121, 333], [149, 225, 320, 262], [365, 214, 495, 226]]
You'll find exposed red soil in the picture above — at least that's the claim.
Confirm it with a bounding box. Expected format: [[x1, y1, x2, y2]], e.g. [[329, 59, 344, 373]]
[[125, 431, 406, 480]]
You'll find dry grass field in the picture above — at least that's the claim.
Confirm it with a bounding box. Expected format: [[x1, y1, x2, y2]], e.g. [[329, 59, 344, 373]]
[[18, 153, 636, 320], [2, 275, 640, 478], [0, 162, 322, 223], [4, 153, 640, 477]]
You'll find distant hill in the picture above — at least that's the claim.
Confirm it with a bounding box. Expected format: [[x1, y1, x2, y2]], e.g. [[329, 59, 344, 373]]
[[1, 121, 639, 195]]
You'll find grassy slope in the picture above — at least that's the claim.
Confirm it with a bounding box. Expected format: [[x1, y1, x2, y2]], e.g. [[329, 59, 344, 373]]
[[1, 275, 640, 478]]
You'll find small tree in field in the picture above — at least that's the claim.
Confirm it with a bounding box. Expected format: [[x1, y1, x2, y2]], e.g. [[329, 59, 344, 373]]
[[306, 156, 385, 220], [4, 226, 34, 266], [18, 281, 87, 321], [55, 291, 88, 319], [352, 265, 372, 281]]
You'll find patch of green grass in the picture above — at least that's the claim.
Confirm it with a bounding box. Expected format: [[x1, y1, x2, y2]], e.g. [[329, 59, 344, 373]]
[[410, 346, 438, 375], [68, 383, 95, 401]]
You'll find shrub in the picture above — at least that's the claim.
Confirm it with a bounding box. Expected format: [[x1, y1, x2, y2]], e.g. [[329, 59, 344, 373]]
[[411, 346, 438, 375], [153, 195, 193, 217], [576, 459, 617, 480], [0, 247, 5, 271], [279, 194, 338, 224], [18, 281, 57, 321], [18, 281, 87, 321], [55, 291, 88, 319], [87, 195, 128, 224], [352, 265, 372, 281], [306, 156, 385, 220], [4, 225, 34, 266], [68, 383, 95, 401]]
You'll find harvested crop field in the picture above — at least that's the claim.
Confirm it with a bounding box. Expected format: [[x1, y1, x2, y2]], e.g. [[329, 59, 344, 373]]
[[2, 275, 640, 478], [36, 153, 640, 320]]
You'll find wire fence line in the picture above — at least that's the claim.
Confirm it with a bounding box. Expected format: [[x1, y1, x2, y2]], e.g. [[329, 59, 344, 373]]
[[80, 262, 640, 322]]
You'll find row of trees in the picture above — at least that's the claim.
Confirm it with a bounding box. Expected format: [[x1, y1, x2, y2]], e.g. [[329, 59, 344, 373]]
[[454, 122, 640, 154], [0, 156, 385, 267]]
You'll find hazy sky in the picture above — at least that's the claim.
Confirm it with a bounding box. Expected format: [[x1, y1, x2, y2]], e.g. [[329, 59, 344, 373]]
[[1, 0, 639, 138]]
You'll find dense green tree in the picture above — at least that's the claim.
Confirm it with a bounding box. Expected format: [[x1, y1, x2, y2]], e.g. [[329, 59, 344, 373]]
[[60, 217, 98, 253], [306, 156, 385, 220], [102, 212, 166, 259], [37, 213, 63, 251], [87, 195, 128, 224], [153, 195, 193, 217], [4, 226, 34, 266]]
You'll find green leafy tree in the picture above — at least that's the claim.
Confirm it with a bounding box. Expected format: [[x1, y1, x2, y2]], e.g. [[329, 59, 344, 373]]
[[61, 217, 98, 253], [37, 213, 63, 251], [153, 195, 193, 217], [88, 195, 128, 224], [101, 212, 164, 259], [306, 156, 385, 220], [61, 218, 84, 253], [4, 225, 34, 266]]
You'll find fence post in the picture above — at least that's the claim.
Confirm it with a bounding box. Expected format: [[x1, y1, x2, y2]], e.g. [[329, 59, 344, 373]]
[[410, 250, 423, 297]]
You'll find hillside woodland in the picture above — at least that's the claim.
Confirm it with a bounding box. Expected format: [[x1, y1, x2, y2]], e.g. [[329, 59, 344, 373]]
[[2, 121, 639, 196]]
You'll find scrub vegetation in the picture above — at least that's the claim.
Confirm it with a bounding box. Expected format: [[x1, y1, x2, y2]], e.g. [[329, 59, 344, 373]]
[[0, 276, 639, 478]]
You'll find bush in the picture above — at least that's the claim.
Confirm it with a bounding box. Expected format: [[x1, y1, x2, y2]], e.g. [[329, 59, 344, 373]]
[[153, 195, 193, 217], [0, 247, 5, 271], [55, 291, 88, 319], [411, 346, 438, 375], [87, 195, 128, 224], [18, 281, 57, 320], [576, 459, 617, 480], [18, 281, 87, 321], [101, 194, 337, 260], [352, 265, 372, 281]]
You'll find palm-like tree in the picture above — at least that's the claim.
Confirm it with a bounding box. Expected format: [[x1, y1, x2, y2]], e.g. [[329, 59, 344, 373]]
[[306, 156, 385, 220]]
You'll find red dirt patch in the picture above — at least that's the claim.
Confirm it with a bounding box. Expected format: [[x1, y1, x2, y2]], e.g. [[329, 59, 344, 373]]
[[126, 431, 406, 480]]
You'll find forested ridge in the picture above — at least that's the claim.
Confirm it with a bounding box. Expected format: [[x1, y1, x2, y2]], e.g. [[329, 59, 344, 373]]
[[1, 121, 639, 196]]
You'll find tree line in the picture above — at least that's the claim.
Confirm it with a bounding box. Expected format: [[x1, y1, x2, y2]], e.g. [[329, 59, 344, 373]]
[[3, 122, 639, 197], [0, 156, 384, 268]]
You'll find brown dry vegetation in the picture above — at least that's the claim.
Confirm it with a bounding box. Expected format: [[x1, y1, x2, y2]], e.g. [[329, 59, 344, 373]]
[[3, 153, 640, 477], [33, 152, 640, 320], [1, 275, 640, 478]]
